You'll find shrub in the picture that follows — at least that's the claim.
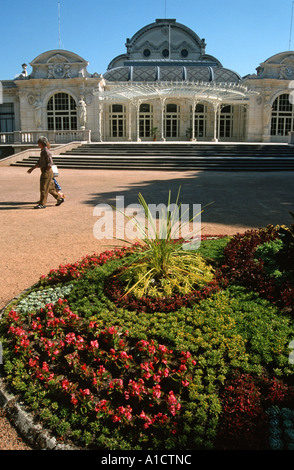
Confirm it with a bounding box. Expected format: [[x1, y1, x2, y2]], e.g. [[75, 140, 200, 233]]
[[216, 372, 294, 450], [216, 372, 268, 449], [118, 250, 215, 299], [222, 225, 294, 313]]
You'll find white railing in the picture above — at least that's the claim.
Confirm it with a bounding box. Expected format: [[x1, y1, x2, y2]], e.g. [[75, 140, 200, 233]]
[[0, 132, 14, 144], [0, 130, 91, 145]]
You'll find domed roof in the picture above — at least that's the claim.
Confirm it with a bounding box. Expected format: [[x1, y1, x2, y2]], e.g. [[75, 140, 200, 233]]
[[103, 64, 241, 83], [104, 19, 241, 84]]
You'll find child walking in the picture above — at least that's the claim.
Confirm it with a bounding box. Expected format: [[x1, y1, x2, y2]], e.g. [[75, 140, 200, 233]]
[[53, 177, 65, 199]]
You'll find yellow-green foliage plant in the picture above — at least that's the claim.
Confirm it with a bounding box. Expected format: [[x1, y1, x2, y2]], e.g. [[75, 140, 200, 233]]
[[118, 190, 214, 298]]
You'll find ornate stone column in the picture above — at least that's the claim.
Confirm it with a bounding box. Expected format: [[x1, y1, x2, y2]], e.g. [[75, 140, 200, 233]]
[[262, 88, 273, 143], [262, 103, 272, 143], [34, 93, 43, 130], [128, 102, 132, 141], [191, 100, 198, 141], [160, 97, 166, 141], [135, 100, 142, 142], [212, 102, 220, 142], [98, 98, 103, 142]]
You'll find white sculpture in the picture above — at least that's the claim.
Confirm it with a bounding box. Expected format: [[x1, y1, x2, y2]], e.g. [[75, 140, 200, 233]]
[[78, 98, 87, 129], [34, 96, 42, 129]]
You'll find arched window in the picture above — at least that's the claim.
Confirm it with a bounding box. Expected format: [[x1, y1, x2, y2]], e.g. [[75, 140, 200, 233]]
[[47, 93, 77, 131], [139, 103, 153, 138], [109, 104, 126, 138], [219, 105, 233, 138], [271, 94, 294, 136], [165, 104, 180, 138], [191, 103, 207, 138]]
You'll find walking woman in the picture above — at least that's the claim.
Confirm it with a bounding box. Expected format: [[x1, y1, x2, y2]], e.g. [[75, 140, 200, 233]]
[[27, 136, 64, 209]]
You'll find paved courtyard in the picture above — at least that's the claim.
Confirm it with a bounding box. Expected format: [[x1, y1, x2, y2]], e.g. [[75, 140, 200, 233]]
[[1, 165, 294, 311]]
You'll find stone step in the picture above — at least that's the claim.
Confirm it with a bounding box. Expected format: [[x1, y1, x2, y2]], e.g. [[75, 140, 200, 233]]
[[63, 145, 294, 156], [11, 158, 294, 171], [10, 142, 294, 171]]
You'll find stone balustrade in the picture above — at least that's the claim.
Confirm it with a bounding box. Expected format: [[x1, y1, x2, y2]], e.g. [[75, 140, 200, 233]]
[[0, 130, 91, 145]]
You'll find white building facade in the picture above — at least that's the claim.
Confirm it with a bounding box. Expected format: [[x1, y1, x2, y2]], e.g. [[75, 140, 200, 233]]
[[1, 18, 294, 154]]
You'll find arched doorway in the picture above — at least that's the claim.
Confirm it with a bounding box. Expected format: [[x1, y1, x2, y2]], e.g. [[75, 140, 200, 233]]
[[109, 104, 126, 138], [219, 105, 233, 139], [139, 103, 153, 139], [165, 103, 180, 138], [191, 103, 207, 139], [271, 93, 294, 137]]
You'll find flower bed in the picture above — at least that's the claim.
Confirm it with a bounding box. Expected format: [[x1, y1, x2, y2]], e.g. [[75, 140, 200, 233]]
[[0, 229, 294, 450], [104, 270, 227, 313], [5, 303, 196, 449], [221, 224, 294, 313]]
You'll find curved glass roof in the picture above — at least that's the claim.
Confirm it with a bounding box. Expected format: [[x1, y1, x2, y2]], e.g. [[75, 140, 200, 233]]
[[95, 81, 257, 104], [103, 64, 241, 83]]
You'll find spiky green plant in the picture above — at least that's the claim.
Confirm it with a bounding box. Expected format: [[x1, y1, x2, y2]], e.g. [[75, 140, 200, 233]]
[[117, 189, 214, 298]]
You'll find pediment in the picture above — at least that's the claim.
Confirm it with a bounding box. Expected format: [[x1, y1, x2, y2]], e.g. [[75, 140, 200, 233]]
[[29, 49, 90, 79], [281, 55, 294, 65], [31, 50, 87, 66], [47, 54, 70, 64]]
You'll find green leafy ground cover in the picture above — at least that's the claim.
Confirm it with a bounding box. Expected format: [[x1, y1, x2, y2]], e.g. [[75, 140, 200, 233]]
[[0, 228, 294, 450]]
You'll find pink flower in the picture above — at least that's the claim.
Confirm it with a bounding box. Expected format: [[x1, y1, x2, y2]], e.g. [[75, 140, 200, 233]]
[[108, 326, 117, 335], [117, 405, 132, 421], [163, 368, 169, 377], [152, 384, 161, 399], [29, 358, 38, 368], [71, 394, 78, 405], [65, 332, 76, 344], [167, 391, 177, 404], [95, 399, 107, 412], [62, 379, 70, 390], [42, 362, 49, 372], [20, 339, 30, 348], [166, 391, 181, 415]]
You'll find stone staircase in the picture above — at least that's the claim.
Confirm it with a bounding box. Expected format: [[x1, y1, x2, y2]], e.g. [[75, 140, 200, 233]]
[[10, 142, 294, 171]]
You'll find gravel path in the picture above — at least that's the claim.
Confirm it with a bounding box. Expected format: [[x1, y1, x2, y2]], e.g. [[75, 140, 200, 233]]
[[0, 165, 293, 450]]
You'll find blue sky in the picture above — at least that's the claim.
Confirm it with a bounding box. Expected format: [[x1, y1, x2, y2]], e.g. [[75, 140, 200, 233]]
[[0, 0, 293, 80]]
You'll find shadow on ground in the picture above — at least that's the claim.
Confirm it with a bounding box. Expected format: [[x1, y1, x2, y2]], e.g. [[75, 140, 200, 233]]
[[0, 201, 36, 210], [82, 170, 294, 230]]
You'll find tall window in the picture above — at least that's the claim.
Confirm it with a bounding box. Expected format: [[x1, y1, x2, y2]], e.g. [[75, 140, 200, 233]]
[[219, 105, 233, 138], [165, 104, 180, 138], [271, 94, 294, 136], [0, 103, 14, 132], [191, 104, 207, 138], [47, 93, 77, 131], [109, 104, 126, 138], [139, 103, 153, 138]]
